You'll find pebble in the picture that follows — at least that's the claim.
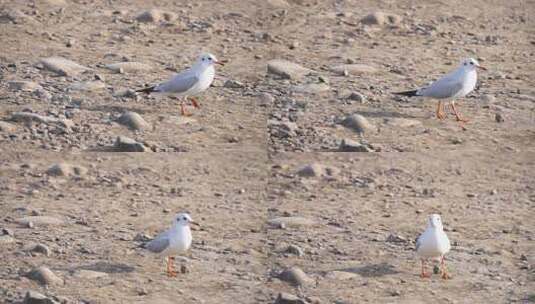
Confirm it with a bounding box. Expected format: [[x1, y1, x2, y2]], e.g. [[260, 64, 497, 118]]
[[341, 114, 374, 136], [495, 113, 505, 123], [136, 9, 169, 23], [30, 244, 51, 256], [291, 83, 330, 94], [0, 235, 15, 245], [267, 59, 311, 80], [286, 244, 304, 256], [269, 120, 298, 138], [361, 12, 402, 26], [23, 290, 57, 304], [386, 234, 407, 243], [27, 266, 63, 286], [339, 138, 373, 152], [268, 217, 315, 228], [0, 121, 17, 133], [40, 57, 90, 76], [46, 163, 88, 177], [330, 64, 378, 76], [105, 62, 152, 73], [8, 81, 43, 92], [275, 292, 307, 304], [117, 111, 152, 131], [258, 93, 275, 106], [481, 94, 496, 106], [223, 79, 245, 89], [114, 136, 149, 152], [296, 163, 324, 177], [347, 92, 365, 102], [384, 118, 422, 128], [16, 216, 65, 227], [68, 80, 106, 92], [278, 267, 313, 287], [10, 112, 73, 129]]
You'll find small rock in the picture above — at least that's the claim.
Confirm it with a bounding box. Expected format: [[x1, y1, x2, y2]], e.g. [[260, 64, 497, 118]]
[[16, 216, 65, 227], [386, 234, 407, 243], [286, 244, 304, 256], [296, 163, 325, 177], [46, 163, 87, 177], [268, 217, 315, 228], [0, 121, 17, 132], [117, 112, 151, 131], [269, 120, 298, 138], [114, 136, 148, 152], [291, 83, 330, 94], [330, 64, 378, 76], [278, 267, 313, 287], [481, 94, 496, 106], [27, 266, 63, 286], [341, 114, 374, 136], [40, 57, 90, 76], [136, 9, 163, 23], [223, 79, 245, 88], [258, 93, 275, 105], [495, 113, 504, 123], [267, 59, 311, 80], [72, 269, 108, 279], [8, 81, 43, 92], [275, 292, 307, 304], [0, 235, 15, 245], [2, 228, 14, 236], [105, 62, 152, 73], [339, 138, 373, 152], [30, 244, 51, 256], [347, 92, 365, 102], [23, 290, 56, 304], [361, 12, 402, 26]]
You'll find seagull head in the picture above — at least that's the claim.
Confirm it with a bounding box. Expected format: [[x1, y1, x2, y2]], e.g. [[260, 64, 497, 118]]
[[461, 57, 486, 71], [196, 53, 224, 67], [428, 214, 444, 229], [173, 212, 196, 227]]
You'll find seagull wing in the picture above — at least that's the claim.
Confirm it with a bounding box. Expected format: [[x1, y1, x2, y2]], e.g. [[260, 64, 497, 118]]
[[145, 231, 171, 253], [155, 71, 199, 94], [420, 72, 464, 99]]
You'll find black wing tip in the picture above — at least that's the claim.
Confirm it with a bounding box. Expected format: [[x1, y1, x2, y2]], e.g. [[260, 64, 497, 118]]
[[135, 86, 157, 94], [393, 90, 419, 97]]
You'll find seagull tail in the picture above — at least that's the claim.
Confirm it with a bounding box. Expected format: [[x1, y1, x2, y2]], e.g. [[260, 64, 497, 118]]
[[136, 85, 157, 94], [393, 89, 420, 97]]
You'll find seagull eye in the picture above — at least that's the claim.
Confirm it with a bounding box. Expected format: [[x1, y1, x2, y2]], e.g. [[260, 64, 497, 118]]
[[182, 217, 188, 221], [470, 62, 474, 65]]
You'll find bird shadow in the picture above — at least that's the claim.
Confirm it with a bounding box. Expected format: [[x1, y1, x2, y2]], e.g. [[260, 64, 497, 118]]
[[355, 110, 420, 119], [84, 104, 151, 115], [337, 262, 399, 278], [61, 261, 136, 274]]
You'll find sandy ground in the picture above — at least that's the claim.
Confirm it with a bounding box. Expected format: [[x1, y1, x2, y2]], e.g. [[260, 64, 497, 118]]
[[0, 0, 534, 303]]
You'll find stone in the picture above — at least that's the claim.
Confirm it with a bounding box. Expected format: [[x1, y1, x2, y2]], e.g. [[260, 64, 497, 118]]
[[296, 163, 325, 177], [269, 120, 298, 138], [386, 234, 407, 243], [361, 12, 402, 26], [10, 112, 73, 128], [291, 83, 330, 94], [278, 267, 313, 286], [268, 217, 315, 228], [325, 271, 358, 280], [72, 269, 108, 279], [481, 94, 496, 106], [0, 121, 17, 132], [223, 79, 245, 88], [330, 64, 378, 76], [46, 163, 88, 177], [27, 266, 63, 286], [267, 59, 311, 80], [105, 62, 152, 73], [30, 244, 51, 256], [275, 292, 307, 304], [267, 0, 290, 7], [339, 138, 373, 152], [114, 136, 148, 152], [68, 80, 105, 91], [495, 113, 505, 123], [347, 92, 365, 102], [8, 81, 43, 92], [117, 112, 151, 131], [16, 216, 65, 227], [23, 290, 56, 304], [341, 114, 374, 135], [384, 118, 422, 128], [136, 9, 163, 23], [286, 244, 304, 256], [40, 57, 90, 76], [0, 235, 15, 245]]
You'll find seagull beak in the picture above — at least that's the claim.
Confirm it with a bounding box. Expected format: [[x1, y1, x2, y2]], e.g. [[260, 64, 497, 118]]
[[214, 60, 225, 66], [477, 65, 487, 71], [190, 221, 200, 227]]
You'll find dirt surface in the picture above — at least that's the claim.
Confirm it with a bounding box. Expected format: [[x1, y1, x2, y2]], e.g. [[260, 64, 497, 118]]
[[0, 0, 534, 303]]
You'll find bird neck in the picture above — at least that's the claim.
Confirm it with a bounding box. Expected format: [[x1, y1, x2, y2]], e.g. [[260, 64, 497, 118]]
[[173, 224, 191, 233]]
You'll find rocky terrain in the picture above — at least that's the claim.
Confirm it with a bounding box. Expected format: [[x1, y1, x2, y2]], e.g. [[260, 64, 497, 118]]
[[0, 0, 534, 303]]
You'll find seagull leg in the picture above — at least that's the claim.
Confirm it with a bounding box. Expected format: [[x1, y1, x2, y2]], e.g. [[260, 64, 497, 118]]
[[180, 101, 192, 117], [420, 259, 431, 278], [440, 256, 450, 279], [436, 101, 446, 120], [167, 256, 177, 277], [450, 101, 468, 122], [189, 96, 200, 108]]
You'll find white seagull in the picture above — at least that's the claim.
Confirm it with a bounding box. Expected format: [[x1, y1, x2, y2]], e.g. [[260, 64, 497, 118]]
[[394, 58, 486, 122], [145, 212, 196, 277], [137, 53, 223, 116], [416, 214, 451, 279]]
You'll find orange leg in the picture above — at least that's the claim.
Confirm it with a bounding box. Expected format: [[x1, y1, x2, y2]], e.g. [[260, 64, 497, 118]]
[[189, 96, 200, 108], [167, 256, 177, 277], [440, 256, 450, 279], [180, 102, 192, 117], [450, 101, 468, 122], [421, 259, 431, 278], [436, 101, 446, 120]]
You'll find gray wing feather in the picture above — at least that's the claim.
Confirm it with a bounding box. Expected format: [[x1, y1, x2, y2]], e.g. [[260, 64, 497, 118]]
[[421, 74, 463, 99], [145, 232, 170, 253], [156, 73, 199, 94], [415, 236, 422, 251]]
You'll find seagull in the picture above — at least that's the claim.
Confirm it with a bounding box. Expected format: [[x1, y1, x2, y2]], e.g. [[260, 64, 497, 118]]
[[416, 214, 451, 279], [394, 58, 486, 122], [145, 212, 196, 277], [136, 53, 223, 116]]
